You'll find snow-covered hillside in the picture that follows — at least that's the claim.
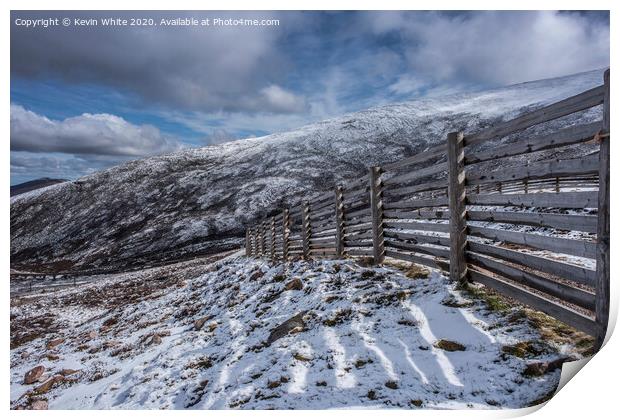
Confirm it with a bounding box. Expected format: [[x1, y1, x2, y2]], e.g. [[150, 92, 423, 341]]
[[10, 69, 605, 271], [10, 256, 590, 409]]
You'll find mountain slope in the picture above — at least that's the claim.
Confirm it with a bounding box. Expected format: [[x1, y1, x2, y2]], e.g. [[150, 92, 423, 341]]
[[10, 257, 586, 409], [10, 69, 605, 271]]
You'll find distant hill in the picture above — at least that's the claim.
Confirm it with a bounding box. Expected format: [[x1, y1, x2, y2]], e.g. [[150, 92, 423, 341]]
[[10, 178, 67, 197]]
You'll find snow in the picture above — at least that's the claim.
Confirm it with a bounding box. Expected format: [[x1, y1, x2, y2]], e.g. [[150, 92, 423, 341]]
[[10, 255, 583, 409]]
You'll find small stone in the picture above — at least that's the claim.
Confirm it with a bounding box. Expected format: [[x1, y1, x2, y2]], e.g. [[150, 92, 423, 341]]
[[45, 354, 60, 361], [30, 400, 48, 410], [33, 375, 64, 394], [385, 380, 399, 389], [284, 278, 303, 291], [87, 331, 97, 340], [434, 339, 466, 352], [24, 365, 45, 384], [149, 334, 162, 345], [523, 357, 574, 377], [59, 369, 79, 376], [411, 399, 423, 407], [46, 338, 64, 349], [194, 316, 212, 330]]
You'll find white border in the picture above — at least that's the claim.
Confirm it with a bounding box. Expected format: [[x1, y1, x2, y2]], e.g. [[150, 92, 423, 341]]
[[3, 1, 617, 419]]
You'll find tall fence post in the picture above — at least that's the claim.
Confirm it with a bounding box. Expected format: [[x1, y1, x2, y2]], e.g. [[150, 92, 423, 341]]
[[595, 69, 610, 349], [369, 166, 385, 264], [447, 131, 468, 285], [302, 201, 311, 259], [282, 208, 290, 261], [260, 221, 267, 257], [245, 228, 250, 256], [270, 216, 276, 260], [335, 186, 345, 258]]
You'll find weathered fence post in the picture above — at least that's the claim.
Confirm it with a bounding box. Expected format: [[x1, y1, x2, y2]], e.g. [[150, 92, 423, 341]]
[[282, 208, 290, 261], [595, 69, 610, 349], [270, 216, 276, 260], [245, 228, 250, 256], [447, 131, 468, 285], [260, 221, 267, 257], [253, 227, 260, 256], [335, 186, 345, 258], [369, 166, 385, 264], [302, 201, 311, 259]]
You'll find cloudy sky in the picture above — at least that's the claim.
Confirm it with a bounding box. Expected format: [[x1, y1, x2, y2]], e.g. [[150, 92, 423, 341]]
[[10, 10, 609, 185]]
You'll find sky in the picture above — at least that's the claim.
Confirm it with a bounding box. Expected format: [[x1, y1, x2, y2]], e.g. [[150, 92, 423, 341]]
[[10, 10, 609, 185]]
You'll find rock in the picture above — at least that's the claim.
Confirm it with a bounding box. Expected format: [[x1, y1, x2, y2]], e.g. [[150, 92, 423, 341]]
[[46, 338, 64, 349], [24, 365, 45, 384], [30, 400, 48, 410], [411, 399, 423, 407], [87, 331, 97, 340], [33, 375, 65, 394], [59, 369, 79, 376], [207, 322, 218, 332], [21, 351, 30, 359], [194, 316, 212, 330], [45, 354, 60, 361], [284, 278, 303, 291], [434, 339, 466, 352], [385, 380, 399, 389], [266, 311, 307, 346], [523, 357, 575, 377], [149, 334, 162, 345]]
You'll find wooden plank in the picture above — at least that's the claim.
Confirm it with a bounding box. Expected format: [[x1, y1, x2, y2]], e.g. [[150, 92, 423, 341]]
[[467, 241, 596, 287], [465, 121, 602, 165], [384, 162, 448, 187], [383, 209, 450, 220], [467, 252, 595, 310], [344, 216, 372, 227], [467, 226, 596, 259], [344, 230, 373, 241], [343, 222, 371, 234], [469, 269, 596, 336], [347, 249, 373, 256], [596, 68, 610, 348], [384, 221, 450, 233], [465, 85, 605, 147], [384, 240, 450, 258], [369, 166, 385, 264], [383, 179, 447, 198], [383, 231, 450, 247], [344, 239, 373, 247], [467, 211, 598, 233], [310, 237, 336, 245], [383, 196, 449, 210], [383, 144, 446, 171], [466, 154, 599, 186], [447, 131, 468, 284], [346, 207, 371, 219], [385, 250, 444, 270], [467, 191, 598, 209]]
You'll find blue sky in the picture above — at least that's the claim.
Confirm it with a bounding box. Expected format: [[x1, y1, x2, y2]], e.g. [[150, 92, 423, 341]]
[[10, 11, 609, 185]]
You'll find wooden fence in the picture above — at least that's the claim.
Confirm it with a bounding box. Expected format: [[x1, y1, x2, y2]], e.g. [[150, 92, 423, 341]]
[[245, 69, 610, 346]]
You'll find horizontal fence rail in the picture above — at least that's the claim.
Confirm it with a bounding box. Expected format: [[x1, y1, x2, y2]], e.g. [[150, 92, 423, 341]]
[[245, 70, 610, 345]]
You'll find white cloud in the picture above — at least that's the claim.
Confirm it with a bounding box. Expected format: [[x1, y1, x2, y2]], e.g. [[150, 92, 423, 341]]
[[11, 104, 183, 156], [260, 85, 307, 113], [370, 11, 609, 86]]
